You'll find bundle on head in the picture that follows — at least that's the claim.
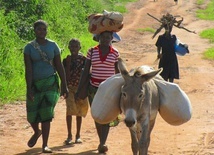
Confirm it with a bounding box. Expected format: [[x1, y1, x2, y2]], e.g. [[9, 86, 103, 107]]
[[88, 10, 124, 34]]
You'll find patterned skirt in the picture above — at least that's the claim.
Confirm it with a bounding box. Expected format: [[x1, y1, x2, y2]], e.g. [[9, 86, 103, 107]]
[[26, 74, 60, 123]]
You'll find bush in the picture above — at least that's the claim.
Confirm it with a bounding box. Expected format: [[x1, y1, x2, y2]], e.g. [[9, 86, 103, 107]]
[[0, 0, 134, 105]]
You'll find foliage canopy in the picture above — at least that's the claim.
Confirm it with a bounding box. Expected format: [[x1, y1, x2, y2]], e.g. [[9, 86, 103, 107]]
[[0, 0, 137, 104]]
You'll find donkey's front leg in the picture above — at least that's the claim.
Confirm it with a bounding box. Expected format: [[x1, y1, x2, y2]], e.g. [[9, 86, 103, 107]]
[[139, 117, 150, 155], [129, 127, 139, 155]]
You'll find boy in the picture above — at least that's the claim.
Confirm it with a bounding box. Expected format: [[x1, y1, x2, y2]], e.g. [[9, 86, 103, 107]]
[[63, 38, 89, 145]]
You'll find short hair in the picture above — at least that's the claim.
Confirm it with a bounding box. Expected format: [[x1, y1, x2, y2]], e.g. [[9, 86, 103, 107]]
[[69, 38, 81, 45], [100, 31, 113, 36], [33, 20, 48, 30]]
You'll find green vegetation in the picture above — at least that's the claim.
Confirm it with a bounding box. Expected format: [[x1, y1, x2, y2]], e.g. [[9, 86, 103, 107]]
[[196, 0, 214, 20], [137, 27, 155, 33], [200, 28, 214, 43], [196, 0, 205, 5], [203, 48, 214, 60], [197, 0, 214, 60], [0, 0, 137, 105]]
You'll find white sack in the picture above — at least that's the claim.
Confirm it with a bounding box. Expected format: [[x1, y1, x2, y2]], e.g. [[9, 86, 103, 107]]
[[91, 73, 124, 124], [140, 65, 192, 125], [154, 79, 192, 126], [91, 65, 192, 126]]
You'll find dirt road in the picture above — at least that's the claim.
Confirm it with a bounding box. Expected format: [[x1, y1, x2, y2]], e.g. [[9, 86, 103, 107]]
[[0, 0, 214, 154]]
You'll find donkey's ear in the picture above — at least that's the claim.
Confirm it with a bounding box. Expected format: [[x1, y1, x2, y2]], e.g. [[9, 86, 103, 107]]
[[118, 57, 129, 76], [141, 68, 162, 82]]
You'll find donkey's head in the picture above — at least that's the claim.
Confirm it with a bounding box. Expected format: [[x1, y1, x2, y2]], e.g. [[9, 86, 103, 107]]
[[118, 58, 162, 127]]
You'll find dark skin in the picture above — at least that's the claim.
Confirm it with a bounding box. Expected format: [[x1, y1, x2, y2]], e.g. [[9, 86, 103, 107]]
[[75, 31, 119, 151], [24, 23, 68, 149], [65, 41, 82, 141]]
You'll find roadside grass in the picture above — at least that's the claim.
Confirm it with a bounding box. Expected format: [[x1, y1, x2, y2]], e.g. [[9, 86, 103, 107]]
[[203, 48, 214, 60], [0, 0, 137, 105], [197, 0, 214, 60], [114, 0, 138, 13], [137, 27, 155, 33], [196, 0, 205, 5], [200, 28, 214, 43]]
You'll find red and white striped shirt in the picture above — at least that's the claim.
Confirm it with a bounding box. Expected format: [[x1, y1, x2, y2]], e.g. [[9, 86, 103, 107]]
[[87, 45, 119, 87]]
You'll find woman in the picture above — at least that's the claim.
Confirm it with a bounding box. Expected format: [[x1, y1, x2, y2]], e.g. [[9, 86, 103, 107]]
[[155, 24, 179, 83], [24, 20, 68, 153], [75, 31, 120, 153]]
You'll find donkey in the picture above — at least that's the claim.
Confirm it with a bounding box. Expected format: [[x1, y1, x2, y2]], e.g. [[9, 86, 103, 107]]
[[118, 58, 162, 155]]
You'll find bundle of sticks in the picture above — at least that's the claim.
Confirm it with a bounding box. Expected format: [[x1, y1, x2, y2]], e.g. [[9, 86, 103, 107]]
[[147, 13, 196, 39]]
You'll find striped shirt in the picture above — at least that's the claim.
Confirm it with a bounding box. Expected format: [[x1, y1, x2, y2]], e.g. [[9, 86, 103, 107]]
[[87, 45, 119, 87]]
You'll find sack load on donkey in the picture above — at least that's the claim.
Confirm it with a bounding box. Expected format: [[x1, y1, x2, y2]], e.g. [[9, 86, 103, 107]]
[[91, 73, 123, 124], [91, 58, 192, 126], [91, 58, 192, 154]]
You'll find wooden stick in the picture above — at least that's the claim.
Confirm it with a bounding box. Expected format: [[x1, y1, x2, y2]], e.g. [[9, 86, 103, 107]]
[[147, 13, 196, 34], [147, 13, 162, 23], [174, 25, 197, 34]]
